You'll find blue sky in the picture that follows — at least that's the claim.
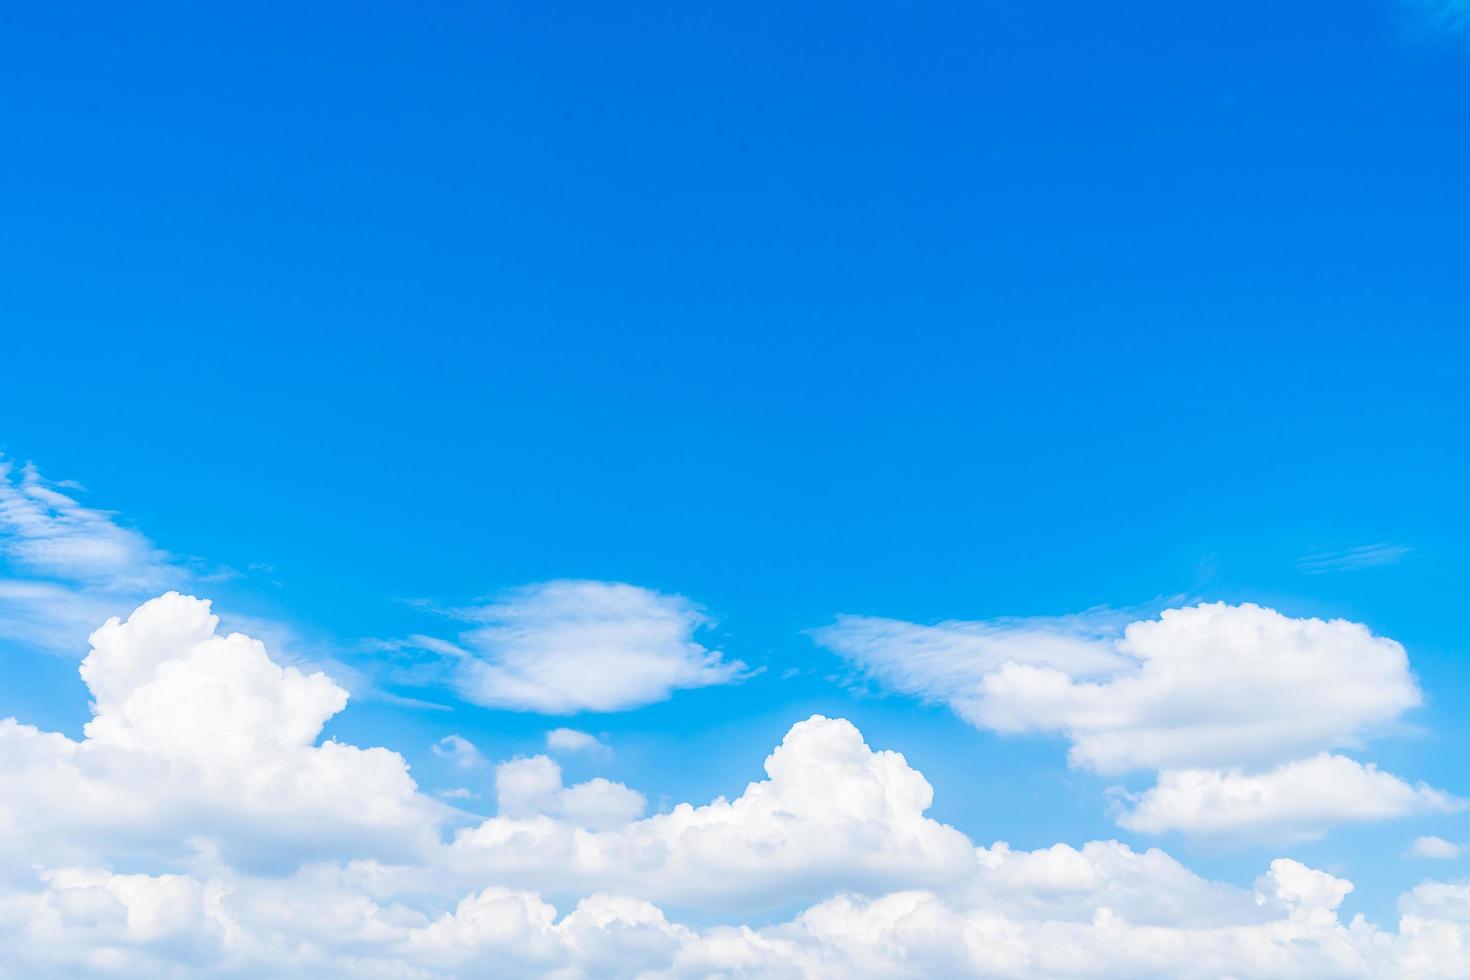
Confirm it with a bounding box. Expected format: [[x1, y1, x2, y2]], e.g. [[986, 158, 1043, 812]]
[[1, 2, 1469, 977]]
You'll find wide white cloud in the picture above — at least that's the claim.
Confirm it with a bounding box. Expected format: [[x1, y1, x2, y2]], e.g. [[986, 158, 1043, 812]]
[[820, 602, 1419, 774], [1117, 754, 1461, 840], [452, 713, 978, 912], [817, 602, 1442, 838], [14, 851, 1470, 980], [5, 592, 1470, 978], [418, 580, 749, 713]]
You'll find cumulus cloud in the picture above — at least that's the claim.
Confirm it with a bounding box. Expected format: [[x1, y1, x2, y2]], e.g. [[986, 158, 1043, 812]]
[[454, 714, 981, 912], [415, 580, 749, 713], [0, 592, 443, 871], [817, 602, 1442, 839], [1117, 755, 1462, 841], [7, 592, 1470, 978], [822, 602, 1419, 774]]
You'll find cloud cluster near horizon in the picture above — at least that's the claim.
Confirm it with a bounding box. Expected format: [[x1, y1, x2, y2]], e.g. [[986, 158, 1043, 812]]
[[1, 592, 1470, 978], [815, 602, 1453, 840]]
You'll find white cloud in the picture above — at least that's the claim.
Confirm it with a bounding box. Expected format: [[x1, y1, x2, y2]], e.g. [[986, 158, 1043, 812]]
[[0, 460, 174, 589], [547, 727, 606, 754], [405, 888, 688, 977], [825, 602, 1420, 774], [1117, 755, 1462, 841], [0, 592, 444, 871], [818, 602, 1440, 839], [452, 714, 979, 911], [493, 754, 647, 831], [811, 608, 1132, 703], [421, 580, 749, 713], [6, 592, 1470, 978], [1411, 836, 1463, 859], [432, 734, 486, 769]]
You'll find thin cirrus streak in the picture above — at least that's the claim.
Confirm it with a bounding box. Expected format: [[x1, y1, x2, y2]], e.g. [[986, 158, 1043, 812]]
[[1296, 542, 1411, 574]]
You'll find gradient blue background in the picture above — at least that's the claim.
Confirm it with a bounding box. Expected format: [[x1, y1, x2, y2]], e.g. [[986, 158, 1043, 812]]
[[2, 0, 1467, 926]]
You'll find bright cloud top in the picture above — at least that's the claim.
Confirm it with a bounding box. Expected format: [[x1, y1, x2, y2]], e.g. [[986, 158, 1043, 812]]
[[5, 594, 1470, 977], [426, 579, 749, 713], [816, 602, 1438, 838], [0, 592, 441, 872]]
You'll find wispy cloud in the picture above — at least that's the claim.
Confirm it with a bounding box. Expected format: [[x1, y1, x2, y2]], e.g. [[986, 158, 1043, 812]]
[[0, 459, 177, 591], [433, 734, 488, 769], [399, 580, 750, 714], [0, 459, 183, 655], [0, 457, 425, 709], [1297, 543, 1411, 574], [546, 728, 609, 756], [1404, 0, 1470, 36]]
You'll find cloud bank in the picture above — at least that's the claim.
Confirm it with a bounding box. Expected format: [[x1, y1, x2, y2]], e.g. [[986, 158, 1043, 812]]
[[3, 594, 1470, 977]]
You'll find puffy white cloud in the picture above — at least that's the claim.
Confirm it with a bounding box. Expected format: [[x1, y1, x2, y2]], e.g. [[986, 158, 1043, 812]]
[[818, 602, 1442, 838], [982, 604, 1419, 774], [1411, 836, 1464, 859], [659, 859, 1378, 980], [10, 852, 1470, 980], [452, 715, 979, 912], [0, 593, 443, 872], [1117, 755, 1462, 840], [415, 580, 749, 714], [406, 889, 689, 978], [0, 460, 174, 589]]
